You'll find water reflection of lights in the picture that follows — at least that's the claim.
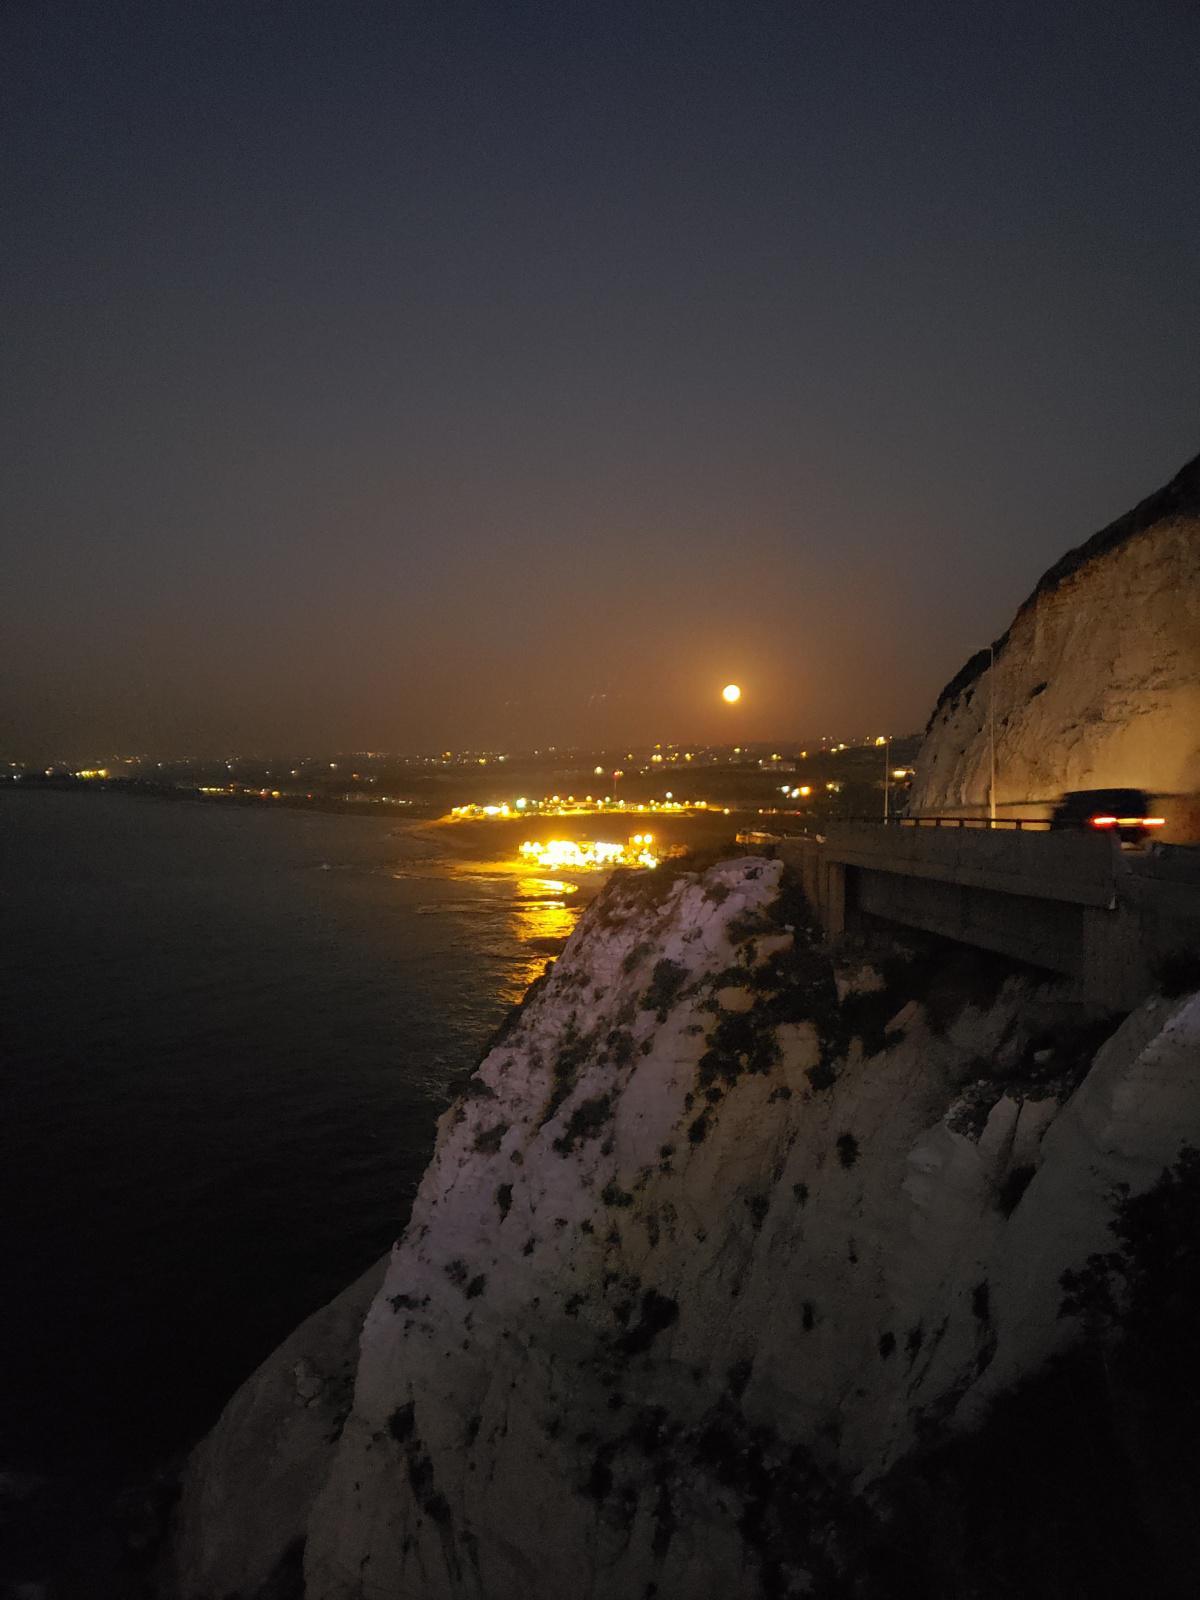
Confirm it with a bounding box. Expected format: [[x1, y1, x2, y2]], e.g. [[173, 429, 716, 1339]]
[[506, 878, 579, 1001]]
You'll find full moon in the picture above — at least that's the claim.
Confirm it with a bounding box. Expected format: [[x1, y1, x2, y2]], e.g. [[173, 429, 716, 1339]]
[[721, 683, 742, 704]]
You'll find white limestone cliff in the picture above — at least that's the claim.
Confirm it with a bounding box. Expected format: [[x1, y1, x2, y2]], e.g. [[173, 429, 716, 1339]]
[[163, 855, 1200, 1599], [910, 449, 1200, 836]]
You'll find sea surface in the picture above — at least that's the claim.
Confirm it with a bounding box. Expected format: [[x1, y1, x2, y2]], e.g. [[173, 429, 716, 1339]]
[[0, 791, 581, 1501]]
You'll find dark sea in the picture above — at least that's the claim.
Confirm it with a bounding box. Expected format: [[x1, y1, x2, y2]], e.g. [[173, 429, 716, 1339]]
[[0, 790, 579, 1587]]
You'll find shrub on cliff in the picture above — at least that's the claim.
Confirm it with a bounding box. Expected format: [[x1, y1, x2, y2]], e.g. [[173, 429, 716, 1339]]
[[641, 958, 688, 1022], [1060, 1144, 1200, 1371]]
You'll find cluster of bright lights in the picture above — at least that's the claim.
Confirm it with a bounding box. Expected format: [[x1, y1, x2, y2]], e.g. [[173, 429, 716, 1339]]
[[451, 795, 725, 820], [777, 781, 842, 799], [518, 834, 659, 871]]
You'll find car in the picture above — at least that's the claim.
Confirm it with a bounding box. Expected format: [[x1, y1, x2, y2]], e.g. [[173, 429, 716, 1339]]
[[1050, 788, 1164, 845]]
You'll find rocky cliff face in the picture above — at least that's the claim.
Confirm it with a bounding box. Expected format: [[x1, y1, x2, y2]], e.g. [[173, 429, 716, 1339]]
[[910, 450, 1200, 834], [163, 855, 1200, 1599]]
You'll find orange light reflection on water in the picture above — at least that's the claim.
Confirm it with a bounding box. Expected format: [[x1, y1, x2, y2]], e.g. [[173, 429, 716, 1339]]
[[504, 876, 580, 1003]]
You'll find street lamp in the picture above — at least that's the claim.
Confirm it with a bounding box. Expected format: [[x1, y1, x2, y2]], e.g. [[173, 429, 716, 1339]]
[[875, 735, 890, 822], [988, 645, 996, 826]]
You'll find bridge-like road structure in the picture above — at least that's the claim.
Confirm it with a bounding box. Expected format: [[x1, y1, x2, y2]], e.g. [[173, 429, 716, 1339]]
[[779, 822, 1199, 1011]]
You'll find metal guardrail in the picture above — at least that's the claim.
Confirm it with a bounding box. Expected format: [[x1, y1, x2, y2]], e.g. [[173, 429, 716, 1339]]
[[792, 814, 1055, 832], [757, 812, 1052, 832], [893, 814, 1051, 831]]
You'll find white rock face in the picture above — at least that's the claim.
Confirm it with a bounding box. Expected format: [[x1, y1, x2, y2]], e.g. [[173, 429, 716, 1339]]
[[911, 452, 1200, 835], [164, 857, 1200, 1600]]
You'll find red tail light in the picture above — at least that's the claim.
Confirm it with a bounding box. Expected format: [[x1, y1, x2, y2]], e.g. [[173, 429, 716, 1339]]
[[1092, 814, 1164, 830]]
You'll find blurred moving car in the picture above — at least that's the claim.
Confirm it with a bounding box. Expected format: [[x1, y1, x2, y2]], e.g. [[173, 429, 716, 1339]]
[[1050, 788, 1165, 845]]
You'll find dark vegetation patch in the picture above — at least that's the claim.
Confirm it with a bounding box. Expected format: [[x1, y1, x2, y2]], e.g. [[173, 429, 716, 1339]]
[[601, 1180, 635, 1208], [542, 1019, 595, 1125], [745, 1192, 770, 1230], [596, 861, 693, 923], [606, 1028, 636, 1066], [424, 1491, 452, 1525], [465, 1274, 487, 1299], [806, 1059, 838, 1092], [618, 1289, 679, 1355], [388, 1401, 415, 1443], [553, 1093, 614, 1154], [622, 941, 653, 975], [1060, 1146, 1200, 1355], [641, 958, 688, 1021], [473, 1122, 508, 1154], [971, 1281, 991, 1322], [494, 1182, 513, 1220], [388, 1292, 425, 1313], [403, 1438, 454, 1531], [725, 905, 775, 945], [878, 1331, 895, 1360], [836, 1132, 859, 1168], [792, 1182, 809, 1205]]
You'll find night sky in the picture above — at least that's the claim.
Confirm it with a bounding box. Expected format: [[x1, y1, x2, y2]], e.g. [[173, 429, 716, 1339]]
[[4, 1, 1199, 761]]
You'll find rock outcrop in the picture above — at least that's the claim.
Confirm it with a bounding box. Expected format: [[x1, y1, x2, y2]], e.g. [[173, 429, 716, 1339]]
[[163, 856, 1200, 1599], [911, 449, 1200, 836]]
